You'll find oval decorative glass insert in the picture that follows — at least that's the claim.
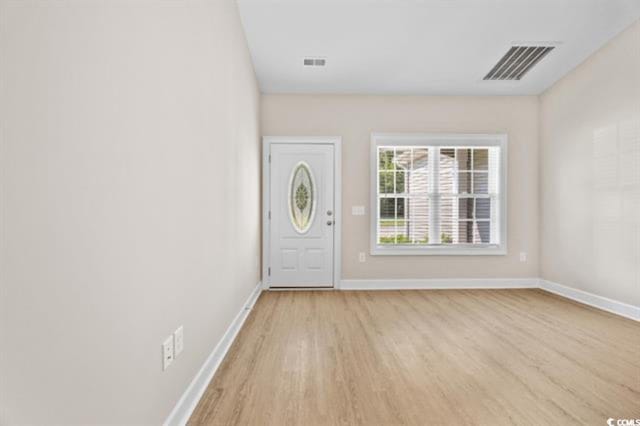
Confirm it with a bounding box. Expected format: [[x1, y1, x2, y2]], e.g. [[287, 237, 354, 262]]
[[288, 161, 316, 233]]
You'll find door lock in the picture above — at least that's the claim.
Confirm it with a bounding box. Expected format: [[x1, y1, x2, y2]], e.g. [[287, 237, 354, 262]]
[[327, 210, 333, 216], [326, 220, 334, 226]]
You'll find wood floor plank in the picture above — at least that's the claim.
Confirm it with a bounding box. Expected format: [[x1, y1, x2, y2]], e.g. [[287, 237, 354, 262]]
[[188, 289, 640, 425]]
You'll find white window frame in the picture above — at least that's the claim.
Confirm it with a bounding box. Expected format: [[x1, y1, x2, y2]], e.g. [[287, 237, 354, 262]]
[[370, 133, 507, 256]]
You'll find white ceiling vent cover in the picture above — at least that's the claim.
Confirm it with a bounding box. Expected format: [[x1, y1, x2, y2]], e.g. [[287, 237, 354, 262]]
[[484, 46, 555, 80], [303, 57, 326, 67]]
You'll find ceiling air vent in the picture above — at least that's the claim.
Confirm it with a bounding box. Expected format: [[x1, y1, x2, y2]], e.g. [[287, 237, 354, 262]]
[[484, 46, 555, 80], [303, 57, 326, 67]]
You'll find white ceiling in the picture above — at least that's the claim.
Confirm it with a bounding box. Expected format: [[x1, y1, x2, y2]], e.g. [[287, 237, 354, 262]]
[[237, 0, 640, 95]]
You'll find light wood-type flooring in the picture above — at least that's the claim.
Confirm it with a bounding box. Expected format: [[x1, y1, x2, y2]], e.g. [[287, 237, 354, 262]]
[[189, 289, 640, 425]]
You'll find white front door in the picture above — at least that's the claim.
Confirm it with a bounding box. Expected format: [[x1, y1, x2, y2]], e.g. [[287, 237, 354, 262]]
[[269, 143, 335, 287]]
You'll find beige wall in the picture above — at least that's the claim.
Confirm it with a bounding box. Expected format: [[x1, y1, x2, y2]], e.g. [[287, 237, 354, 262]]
[[262, 95, 539, 279], [0, 0, 260, 424], [540, 20, 640, 306]]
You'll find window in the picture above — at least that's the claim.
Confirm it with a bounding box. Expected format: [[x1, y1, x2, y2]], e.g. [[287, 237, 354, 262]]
[[288, 161, 316, 234], [370, 134, 507, 255]]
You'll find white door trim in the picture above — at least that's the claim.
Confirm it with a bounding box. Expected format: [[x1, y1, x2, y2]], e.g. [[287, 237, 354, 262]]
[[262, 136, 342, 289]]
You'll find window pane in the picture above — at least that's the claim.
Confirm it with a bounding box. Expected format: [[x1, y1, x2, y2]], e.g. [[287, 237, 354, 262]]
[[289, 162, 315, 234], [379, 148, 394, 171], [395, 198, 409, 244], [476, 221, 491, 243], [440, 196, 455, 244], [440, 228, 454, 244], [473, 149, 489, 170], [396, 198, 406, 219], [394, 148, 412, 170], [379, 220, 404, 244], [379, 197, 395, 219], [439, 149, 456, 193], [456, 148, 472, 170], [441, 148, 455, 158], [458, 198, 473, 220], [408, 170, 428, 193], [458, 172, 472, 193], [408, 148, 429, 193], [411, 148, 429, 170], [475, 198, 491, 219], [395, 171, 406, 194], [379, 197, 406, 244], [406, 197, 429, 244], [457, 221, 474, 243], [379, 171, 394, 194], [473, 172, 488, 193], [379, 198, 399, 244]]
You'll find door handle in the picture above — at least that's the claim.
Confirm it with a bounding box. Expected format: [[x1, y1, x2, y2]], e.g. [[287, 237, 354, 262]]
[[326, 220, 334, 226], [327, 210, 333, 216]]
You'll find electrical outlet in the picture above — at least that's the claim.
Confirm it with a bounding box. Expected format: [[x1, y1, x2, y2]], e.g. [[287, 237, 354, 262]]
[[358, 252, 366, 262], [519, 252, 527, 262], [174, 326, 184, 357], [162, 336, 174, 371]]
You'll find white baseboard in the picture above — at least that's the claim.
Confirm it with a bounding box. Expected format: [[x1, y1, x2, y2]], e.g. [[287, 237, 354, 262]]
[[164, 281, 263, 426], [340, 278, 539, 290], [340, 278, 639, 321], [539, 279, 640, 321]]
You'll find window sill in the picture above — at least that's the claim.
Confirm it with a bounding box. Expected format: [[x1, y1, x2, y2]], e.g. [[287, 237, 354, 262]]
[[370, 244, 507, 256]]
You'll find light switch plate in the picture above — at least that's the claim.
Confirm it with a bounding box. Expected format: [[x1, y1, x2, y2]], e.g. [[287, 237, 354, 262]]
[[162, 336, 174, 370], [519, 252, 527, 262], [358, 252, 366, 262], [174, 326, 184, 357], [352, 206, 365, 216]]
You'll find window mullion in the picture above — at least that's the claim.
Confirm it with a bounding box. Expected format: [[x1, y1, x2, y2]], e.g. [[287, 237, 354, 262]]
[[470, 149, 474, 244], [376, 147, 382, 245], [452, 149, 459, 244], [410, 148, 414, 244], [429, 147, 439, 244], [393, 147, 397, 245], [490, 194, 498, 245], [489, 147, 499, 245]]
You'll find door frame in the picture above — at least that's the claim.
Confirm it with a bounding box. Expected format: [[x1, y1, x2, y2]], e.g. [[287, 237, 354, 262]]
[[262, 136, 342, 290]]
